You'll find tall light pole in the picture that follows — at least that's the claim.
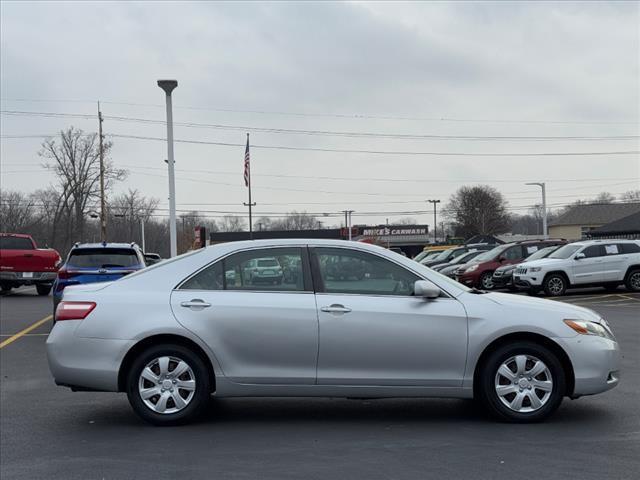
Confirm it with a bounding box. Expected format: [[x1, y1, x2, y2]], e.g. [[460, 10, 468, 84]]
[[140, 217, 146, 252], [427, 199, 440, 244], [526, 182, 547, 239], [158, 79, 178, 257]]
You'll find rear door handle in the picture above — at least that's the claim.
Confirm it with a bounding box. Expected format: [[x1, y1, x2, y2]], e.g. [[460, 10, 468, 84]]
[[180, 299, 211, 309], [321, 304, 352, 314]]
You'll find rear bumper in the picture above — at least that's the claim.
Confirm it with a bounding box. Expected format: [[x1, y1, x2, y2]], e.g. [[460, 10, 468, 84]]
[[46, 320, 133, 392], [0, 271, 56, 285]]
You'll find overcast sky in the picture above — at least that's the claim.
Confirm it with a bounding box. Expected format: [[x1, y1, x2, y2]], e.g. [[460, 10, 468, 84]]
[[1, 0, 639, 228]]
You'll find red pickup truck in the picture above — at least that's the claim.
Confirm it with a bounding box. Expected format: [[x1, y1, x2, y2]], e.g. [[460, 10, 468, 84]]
[[0, 233, 61, 295]]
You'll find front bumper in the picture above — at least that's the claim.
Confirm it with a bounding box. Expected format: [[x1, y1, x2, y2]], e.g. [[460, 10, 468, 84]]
[[0, 271, 56, 285], [456, 273, 479, 287], [491, 272, 514, 289], [556, 335, 621, 397], [46, 320, 133, 392]]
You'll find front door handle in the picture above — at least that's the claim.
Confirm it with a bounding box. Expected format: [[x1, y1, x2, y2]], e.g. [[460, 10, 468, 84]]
[[180, 299, 211, 309], [321, 304, 352, 314]]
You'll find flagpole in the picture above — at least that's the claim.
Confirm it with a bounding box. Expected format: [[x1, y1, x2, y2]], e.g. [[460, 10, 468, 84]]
[[243, 133, 256, 239]]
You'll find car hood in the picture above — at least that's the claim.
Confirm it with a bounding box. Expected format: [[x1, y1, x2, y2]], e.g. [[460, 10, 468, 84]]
[[480, 291, 602, 323], [518, 258, 564, 268]]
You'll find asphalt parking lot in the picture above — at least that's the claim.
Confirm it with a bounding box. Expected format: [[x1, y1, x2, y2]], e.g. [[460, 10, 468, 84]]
[[1, 287, 638, 480]]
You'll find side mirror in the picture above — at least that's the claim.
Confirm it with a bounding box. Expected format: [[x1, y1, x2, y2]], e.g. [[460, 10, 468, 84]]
[[143, 254, 159, 265], [575, 252, 585, 260], [414, 280, 441, 299]]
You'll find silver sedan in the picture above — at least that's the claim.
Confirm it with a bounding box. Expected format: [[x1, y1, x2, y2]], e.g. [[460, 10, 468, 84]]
[[47, 239, 620, 425]]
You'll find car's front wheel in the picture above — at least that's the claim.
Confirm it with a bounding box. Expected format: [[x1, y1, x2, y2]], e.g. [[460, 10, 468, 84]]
[[477, 342, 565, 423], [479, 271, 494, 289], [543, 273, 567, 296], [126, 344, 211, 425], [36, 284, 52, 296]]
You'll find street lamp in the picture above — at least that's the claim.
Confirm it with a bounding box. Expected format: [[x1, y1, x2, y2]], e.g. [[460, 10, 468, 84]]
[[526, 182, 547, 239], [427, 199, 441, 244], [158, 79, 178, 257]]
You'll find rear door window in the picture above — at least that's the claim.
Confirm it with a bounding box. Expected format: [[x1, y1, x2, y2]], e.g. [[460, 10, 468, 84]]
[[604, 244, 620, 256], [68, 248, 141, 268]]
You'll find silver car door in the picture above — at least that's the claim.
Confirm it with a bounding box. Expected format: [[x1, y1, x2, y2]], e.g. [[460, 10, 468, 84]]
[[572, 245, 605, 284], [171, 246, 318, 385], [311, 247, 468, 387]]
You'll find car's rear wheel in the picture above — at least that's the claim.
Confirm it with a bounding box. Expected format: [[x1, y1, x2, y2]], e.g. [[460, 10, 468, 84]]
[[625, 269, 640, 292], [477, 342, 565, 423], [126, 344, 211, 426], [479, 272, 494, 289], [543, 273, 567, 296], [36, 284, 52, 296]]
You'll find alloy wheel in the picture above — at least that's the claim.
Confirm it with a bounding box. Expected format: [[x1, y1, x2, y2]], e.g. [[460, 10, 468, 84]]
[[494, 354, 553, 413], [481, 273, 494, 289], [138, 356, 196, 414], [630, 272, 640, 290], [547, 277, 564, 295]]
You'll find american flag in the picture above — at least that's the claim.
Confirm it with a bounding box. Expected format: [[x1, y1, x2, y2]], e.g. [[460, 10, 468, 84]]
[[243, 133, 250, 187]]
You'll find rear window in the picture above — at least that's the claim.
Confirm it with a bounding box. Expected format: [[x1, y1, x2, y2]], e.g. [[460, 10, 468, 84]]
[[620, 243, 640, 254], [68, 248, 141, 268], [0, 236, 34, 250], [257, 259, 279, 267]]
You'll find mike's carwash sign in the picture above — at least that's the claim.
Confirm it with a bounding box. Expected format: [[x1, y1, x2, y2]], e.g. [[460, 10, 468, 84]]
[[361, 226, 428, 237]]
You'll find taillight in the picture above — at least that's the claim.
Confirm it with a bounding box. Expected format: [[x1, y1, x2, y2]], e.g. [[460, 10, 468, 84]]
[[55, 301, 96, 321]]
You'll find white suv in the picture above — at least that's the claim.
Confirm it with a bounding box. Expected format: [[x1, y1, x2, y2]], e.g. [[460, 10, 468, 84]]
[[513, 239, 640, 296]]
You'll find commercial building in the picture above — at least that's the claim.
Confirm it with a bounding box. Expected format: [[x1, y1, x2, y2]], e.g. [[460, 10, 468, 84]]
[[548, 203, 640, 240], [587, 211, 640, 240], [210, 224, 430, 257]]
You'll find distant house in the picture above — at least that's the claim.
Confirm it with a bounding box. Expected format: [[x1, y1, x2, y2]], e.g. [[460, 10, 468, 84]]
[[588, 211, 640, 240], [548, 203, 640, 241]]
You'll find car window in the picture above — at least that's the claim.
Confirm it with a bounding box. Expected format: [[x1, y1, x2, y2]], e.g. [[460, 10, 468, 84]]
[[582, 245, 604, 258], [502, 246, 523, 260], [0, 236, 34, 250], [68, 248, 141, 268], [620, 243, 640, 254], [604, 244, 620, 256], [181, 247, 307, 291], [314, 248, 420, 296]]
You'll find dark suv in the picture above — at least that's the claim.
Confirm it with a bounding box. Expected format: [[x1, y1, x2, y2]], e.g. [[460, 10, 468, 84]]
[[456, 239, 566, 289]]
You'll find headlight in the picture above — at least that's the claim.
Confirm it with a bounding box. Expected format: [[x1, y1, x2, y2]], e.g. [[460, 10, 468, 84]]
[[465, 264, 479, 273], [529, 267, 542, 272], [564, 319, 614, 340]]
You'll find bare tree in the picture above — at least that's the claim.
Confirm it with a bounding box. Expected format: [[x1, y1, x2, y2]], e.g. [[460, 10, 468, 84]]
[[395, 217, 418, 225], [0, 190, 37, 232], [620, 190, 640, 202], [445, 185, 510, 239], [269, 211, 319, 230], [218, 215, 246, 232], [591, 192, 615, 203], [39, 127, 127, 242]]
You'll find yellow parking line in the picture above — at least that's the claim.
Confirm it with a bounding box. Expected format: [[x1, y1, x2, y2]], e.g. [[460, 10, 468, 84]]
[[0, 315, 52, 349]]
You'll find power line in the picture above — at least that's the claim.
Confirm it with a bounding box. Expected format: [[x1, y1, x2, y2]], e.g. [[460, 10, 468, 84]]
[[2, 110, 639, 142], [2, 98, 638, 125]]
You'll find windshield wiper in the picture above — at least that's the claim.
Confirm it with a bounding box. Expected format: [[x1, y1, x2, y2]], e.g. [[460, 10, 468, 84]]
[[100, 264, 125, 268]]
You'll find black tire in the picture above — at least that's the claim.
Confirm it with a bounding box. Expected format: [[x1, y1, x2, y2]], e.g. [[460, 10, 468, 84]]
[[1, 284, 12, 293], [543, 273, 567, 297], [476, 341, 565, 423], [625, 269, 640, 292], [604, 283, 619, 292], [479, 271, 494, 290], [36, 284, 52, 296], [126, 343, 211, 426]]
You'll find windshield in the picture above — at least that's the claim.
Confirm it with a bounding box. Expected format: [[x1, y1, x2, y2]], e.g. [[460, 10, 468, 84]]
[[68, 248, 141, 268], [455, 251, 481, 264], [549, 244, 582, 259], [434, 249, 458, 261], [413, 251, 429, 262], [526, 245, 558, 261], [472, 245, 504, 262]]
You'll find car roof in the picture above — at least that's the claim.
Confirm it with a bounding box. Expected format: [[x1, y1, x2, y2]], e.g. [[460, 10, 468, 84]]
[[0, 233, 32, 238], [72, 242, 141, 250]]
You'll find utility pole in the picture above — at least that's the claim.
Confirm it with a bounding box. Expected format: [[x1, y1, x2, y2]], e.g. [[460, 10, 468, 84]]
[[98, 102, 106, 242], [158, 80, 178, 257], [342, 210, 354, 240], [526, 182, 547, 239], [140, 217, 146, 252], [348, 210, 354, 240], [427, 199, 440, 244]]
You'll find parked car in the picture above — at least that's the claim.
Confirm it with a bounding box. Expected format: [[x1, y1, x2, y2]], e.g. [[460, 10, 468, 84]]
[[492, 245, 563, 291], [47, 239, 620, 425], [143, 253, 163, 265], [514, 240, 640, 296], [242, 257, 283, 285], [456, 240, 566, 290], [53, 242, 146, 313], [0, 233, 61, 295], [413, 250, 442, 263], [421, 243, 495, 268], [436, 250, 486, 277]]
